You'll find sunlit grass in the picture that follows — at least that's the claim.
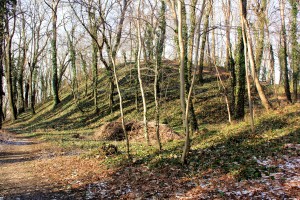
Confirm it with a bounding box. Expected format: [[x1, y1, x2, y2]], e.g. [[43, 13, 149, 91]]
[[4, 61, 300, 181]]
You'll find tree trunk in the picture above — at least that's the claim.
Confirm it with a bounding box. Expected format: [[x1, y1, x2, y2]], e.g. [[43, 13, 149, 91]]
[[80, 53, 88, 97], [240, 0, 272, 111], [108, 0, 129, 114], [17, 64, 25, 114], [88, 8, 99, 113], [289, 0, 299, 102], [29, 68, 35, 114], [240, 0, 255, 132], [132, 49, 139, 112], [254, 0, 267, 77], [210, 3, 216, 65], [111, 55, 130, 159], [137, 0, 150, 145], [279, 0, 292, 103], [5, 40, 17, 120], [32, 68, 38, 114], [187, 0, 198, 79], [186, 0, 199, 132], [223, 0, 234, 70], [0, 1, 4, 128], [234, 28, 246, 120], [40, 73, 46, 101], [17, 12, 26, 114], [178, 0, 189, 164], [51, 0, 60, 107], [145, 23, 154, 62], [68, 27, 77, 99], [4, 1, 17, 121], [194, 0, 206, 73], [198, 3, 211, 83], [109, 74, 114, 113], [223, 0, 235, 116], [24, 81, 29, 108], [154, 0, 166, 151]]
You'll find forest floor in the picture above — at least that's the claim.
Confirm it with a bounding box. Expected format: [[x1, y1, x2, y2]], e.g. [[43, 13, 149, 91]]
[[1, 64, 300, 199], [1, 105, 299, 199]]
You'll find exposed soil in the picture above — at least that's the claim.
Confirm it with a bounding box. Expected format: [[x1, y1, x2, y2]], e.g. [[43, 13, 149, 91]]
[[94, 121, 181, 143]]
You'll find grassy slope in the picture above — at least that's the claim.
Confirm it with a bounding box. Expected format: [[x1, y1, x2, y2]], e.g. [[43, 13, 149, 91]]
[[4, 61, 300, 181]]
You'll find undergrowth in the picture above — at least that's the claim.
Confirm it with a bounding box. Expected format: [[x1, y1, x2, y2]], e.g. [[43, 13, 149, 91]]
[[3, 62, 300, 181]]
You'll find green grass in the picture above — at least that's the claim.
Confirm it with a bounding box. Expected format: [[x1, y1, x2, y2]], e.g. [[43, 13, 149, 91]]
[[86, 103, 299, 180], [4, 62, 300, 181]]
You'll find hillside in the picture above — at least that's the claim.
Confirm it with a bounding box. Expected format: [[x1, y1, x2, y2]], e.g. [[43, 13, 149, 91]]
[[1, 61, 299, 199]]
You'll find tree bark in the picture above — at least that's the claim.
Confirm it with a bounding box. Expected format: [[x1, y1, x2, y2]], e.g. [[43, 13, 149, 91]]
[[88, 7, 99, 113], [154, 0, 166, 151], [198, 3, 211, 83], [178, 0, 189, 163], [240, 0, 255, 132], [110, 54, 130, 159], [137, 0, 150, 145], [223, 0, 235, 115], [186, 0, 199, 132], [289, 0, 299, 102], [187, 0, 198, 79], [66, 26, 77, 99], [234, 28, 246, 120], [106, 0, 129, 114], [0, 1, 4, 128], [80, 53, 88, 97], [214, 62, 232, 123], [279, 0, 292, 103], [254, 0, 267, 77], [17, 11, 26, 114], [51, 0, 61, 107], [4, 1, 17, 120], [29, 67, 35, 114], [240, 0, 272, 111], [24, 81, 29, 109]]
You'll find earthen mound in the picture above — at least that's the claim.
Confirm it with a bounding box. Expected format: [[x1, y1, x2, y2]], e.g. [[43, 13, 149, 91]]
[[94, 121, 181, 143]]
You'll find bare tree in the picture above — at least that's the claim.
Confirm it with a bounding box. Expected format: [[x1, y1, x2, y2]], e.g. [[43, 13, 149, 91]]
[[198, 1, 211, 83], [16, 2, 27, 114], [0, 0, 5, 127], [239, 0, 272, 111], [45, 0, 61, 107], [239, 0, 255, 132], [222, 0, 235, 115], [289, 0, 299, 102], [4, 0, 17, 120], [28, 0, 49, 114], [63, 17, 79, 101], [153, 0, 166, 151], [87, 2, 99, 113], [234, 28, 246, 120], [177, 0, 189, 163], [279, 0, 292, 103], [289, 0, 300, 102], [137, 0, 150, 145], [254, 0, 267, 77], [70, 0, 130, 114]]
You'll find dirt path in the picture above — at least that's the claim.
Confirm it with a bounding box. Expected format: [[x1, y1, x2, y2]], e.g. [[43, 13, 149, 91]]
[[0, 131, 51, 198], [0, 130, 102, 199]]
